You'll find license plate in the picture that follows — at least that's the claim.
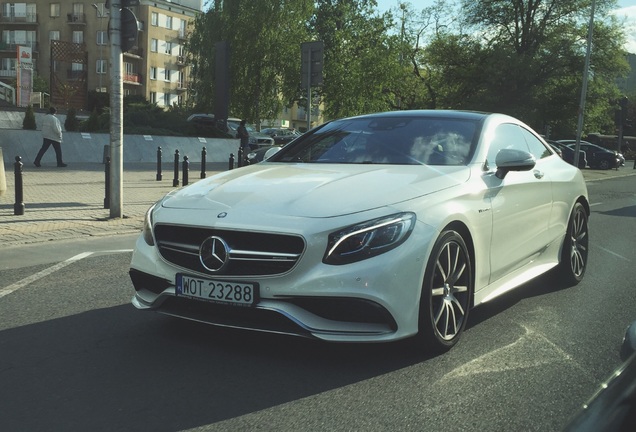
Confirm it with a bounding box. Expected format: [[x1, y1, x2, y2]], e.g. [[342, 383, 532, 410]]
[[176, 274, 258, 306]]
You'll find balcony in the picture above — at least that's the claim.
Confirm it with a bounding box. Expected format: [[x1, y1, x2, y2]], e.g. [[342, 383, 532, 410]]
[[0, 41, 39, 52], [124, 47, 144, 59], [0, 69, 17, 78], [176, 56, 186, 66], [0, 13, 38, 24], [123, 73, 143, 85], [67, 13, 86, 25]]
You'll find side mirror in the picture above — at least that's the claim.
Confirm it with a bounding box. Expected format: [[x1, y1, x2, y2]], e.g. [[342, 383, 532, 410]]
[[264, 147, 281, 160], [495, 149, 536, 179], [620, 321, 636, 361]]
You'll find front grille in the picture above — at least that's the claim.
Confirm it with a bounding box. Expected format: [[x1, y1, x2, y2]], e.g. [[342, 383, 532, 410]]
[[154, 225, 305, 277]]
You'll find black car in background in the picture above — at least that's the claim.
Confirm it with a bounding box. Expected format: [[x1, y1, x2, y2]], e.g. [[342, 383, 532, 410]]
[[546, 139, 587, 169], [559, 140, 622, 170]]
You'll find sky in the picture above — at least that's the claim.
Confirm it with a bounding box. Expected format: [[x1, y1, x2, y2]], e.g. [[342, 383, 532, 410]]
[[375, 0, 636, 54]]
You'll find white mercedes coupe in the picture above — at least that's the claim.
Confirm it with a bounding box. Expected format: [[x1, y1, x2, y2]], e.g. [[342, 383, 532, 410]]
[[130, 110, 589, 352]]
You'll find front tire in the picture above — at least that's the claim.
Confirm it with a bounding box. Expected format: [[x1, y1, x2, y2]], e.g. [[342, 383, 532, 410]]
[[598, 159, 610, 170], [417, 230, 473, 352], [557, 202, 589, 286]]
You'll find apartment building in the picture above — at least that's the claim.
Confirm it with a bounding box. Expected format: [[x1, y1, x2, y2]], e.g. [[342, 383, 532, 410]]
[[0, 0, 201, 109]]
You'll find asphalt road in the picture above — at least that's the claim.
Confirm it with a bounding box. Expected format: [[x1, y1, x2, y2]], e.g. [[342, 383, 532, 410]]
[[0, 175, 634, 432]]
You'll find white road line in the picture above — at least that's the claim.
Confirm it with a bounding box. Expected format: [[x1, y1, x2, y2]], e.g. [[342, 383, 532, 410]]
[[0, 252, 94, 299], [595, 245, 631, 262]]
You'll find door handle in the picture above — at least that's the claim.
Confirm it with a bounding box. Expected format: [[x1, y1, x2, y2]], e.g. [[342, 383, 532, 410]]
[[533, 170, 544, 179]]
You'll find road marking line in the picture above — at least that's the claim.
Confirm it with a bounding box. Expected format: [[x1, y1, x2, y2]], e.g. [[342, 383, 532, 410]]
[[0, 252, 94, 299], [595, 245, 630, 262]]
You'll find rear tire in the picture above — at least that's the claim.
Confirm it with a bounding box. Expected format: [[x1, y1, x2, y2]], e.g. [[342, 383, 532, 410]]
[[417, 230, 473, 353], [557, 202, 589, 286]]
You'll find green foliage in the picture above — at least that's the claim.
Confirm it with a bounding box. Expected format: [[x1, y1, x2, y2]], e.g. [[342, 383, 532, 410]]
[[188, 0, 314, 123], [87, 90, 109, 113], [81, 109, 101, 132], [22, 105, 36, 130], [64, 107, 80, 131]]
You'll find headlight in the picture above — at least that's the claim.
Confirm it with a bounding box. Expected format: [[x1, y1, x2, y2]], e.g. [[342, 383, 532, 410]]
[[323, 213, 416, 265], [142, 203, 157, 246]]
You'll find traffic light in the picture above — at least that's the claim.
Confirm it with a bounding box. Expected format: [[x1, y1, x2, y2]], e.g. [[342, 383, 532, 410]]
[[120, 8, 139, 53], [105, 0, 140, 53], [301, 41, 324, 89]]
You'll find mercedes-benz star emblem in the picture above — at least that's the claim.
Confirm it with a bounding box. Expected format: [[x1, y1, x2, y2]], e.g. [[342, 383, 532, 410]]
[[199, 236, 230, 272]]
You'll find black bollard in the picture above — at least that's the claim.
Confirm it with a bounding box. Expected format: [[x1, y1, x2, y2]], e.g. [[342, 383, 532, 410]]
[[237, 147, 244, 168], [156, 146, 163, 181], [182, 155, 189, 186], [104, 156, 111, 209], [229, 153, 235, 170], [200, 146, 207, 179], [173, 149, 180, 187], [13, 156, 24, 215]]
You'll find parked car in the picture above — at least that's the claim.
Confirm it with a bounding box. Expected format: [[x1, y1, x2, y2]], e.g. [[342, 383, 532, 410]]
[[563, 321, 636, 431], [546, 139, 587, 169], [130, 110, 589, 352], [261, 128, 303, 144], [559, 140, 621, 170], [187, 114, 274, 147]]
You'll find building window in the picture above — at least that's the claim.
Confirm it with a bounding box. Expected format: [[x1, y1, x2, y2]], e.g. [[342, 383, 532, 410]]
[[151, 39, 158, 52], [166, 15, 172, 30], [50, 3, 61, 17], [96, 59, 107, 74], [73, 31, 83, 44], [151, 12, 158, 26], [150, 92, 157, 104], [97, 30, 106, 45], [150, 67, 157, 80], [95, 3, 106, 17], [164, 69, 171, 82], [49, 31, 60, 41], [165, 42, 172, 55], [163, 93, 171, 107]]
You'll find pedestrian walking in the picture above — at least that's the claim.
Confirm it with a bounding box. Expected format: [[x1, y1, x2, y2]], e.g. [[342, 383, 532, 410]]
[[34, 106, 67, 167]]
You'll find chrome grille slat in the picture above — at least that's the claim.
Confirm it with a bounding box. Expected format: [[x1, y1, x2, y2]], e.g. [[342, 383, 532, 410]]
[[154, 225, 305, 277]]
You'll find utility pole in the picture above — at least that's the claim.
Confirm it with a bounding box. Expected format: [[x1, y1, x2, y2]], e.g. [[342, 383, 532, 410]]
[[108, 1, 123, 218], [573, 0, 595, 169]]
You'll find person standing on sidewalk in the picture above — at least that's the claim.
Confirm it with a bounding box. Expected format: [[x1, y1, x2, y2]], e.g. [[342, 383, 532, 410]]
[[237, 119, 250, 151], [34, 106, 67, 168]]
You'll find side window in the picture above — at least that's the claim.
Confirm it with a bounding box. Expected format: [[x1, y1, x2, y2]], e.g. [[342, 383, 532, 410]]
[[519, 127, 551, 160], [486, 123, 527, 168]]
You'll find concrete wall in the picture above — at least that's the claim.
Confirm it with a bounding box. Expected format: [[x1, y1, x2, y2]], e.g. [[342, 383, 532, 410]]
[[0, 130, 241, 165]]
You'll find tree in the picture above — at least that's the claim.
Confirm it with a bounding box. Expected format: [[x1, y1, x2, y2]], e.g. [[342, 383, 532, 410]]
[[22, 105, 36, 130], [187, 0, 314, 124], [309, 0, 398, 118], [457, 0, 629, 134]]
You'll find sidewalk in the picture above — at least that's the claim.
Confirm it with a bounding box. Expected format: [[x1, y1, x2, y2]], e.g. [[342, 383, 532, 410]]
[[1, 161, 635, 248], [0, 161, 227, 247]]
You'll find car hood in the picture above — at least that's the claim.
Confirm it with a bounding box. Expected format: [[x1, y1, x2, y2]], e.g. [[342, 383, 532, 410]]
[[161, 163, 471, 218]]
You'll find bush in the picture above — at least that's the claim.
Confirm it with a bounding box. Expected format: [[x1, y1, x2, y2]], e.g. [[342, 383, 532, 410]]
[[64, 108, 80, 131], [22, 105, 36, 130]]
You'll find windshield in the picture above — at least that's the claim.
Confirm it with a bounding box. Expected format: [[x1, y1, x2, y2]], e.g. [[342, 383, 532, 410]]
[[270, 116, 478, 165]]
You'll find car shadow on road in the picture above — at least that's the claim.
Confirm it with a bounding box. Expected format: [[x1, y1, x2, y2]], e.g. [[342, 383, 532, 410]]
[[0, 303, 438, 431]]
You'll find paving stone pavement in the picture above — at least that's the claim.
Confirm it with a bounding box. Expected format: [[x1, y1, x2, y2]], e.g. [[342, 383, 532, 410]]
[[0, 160, 634, 248], [0, 161, 227, 247]]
